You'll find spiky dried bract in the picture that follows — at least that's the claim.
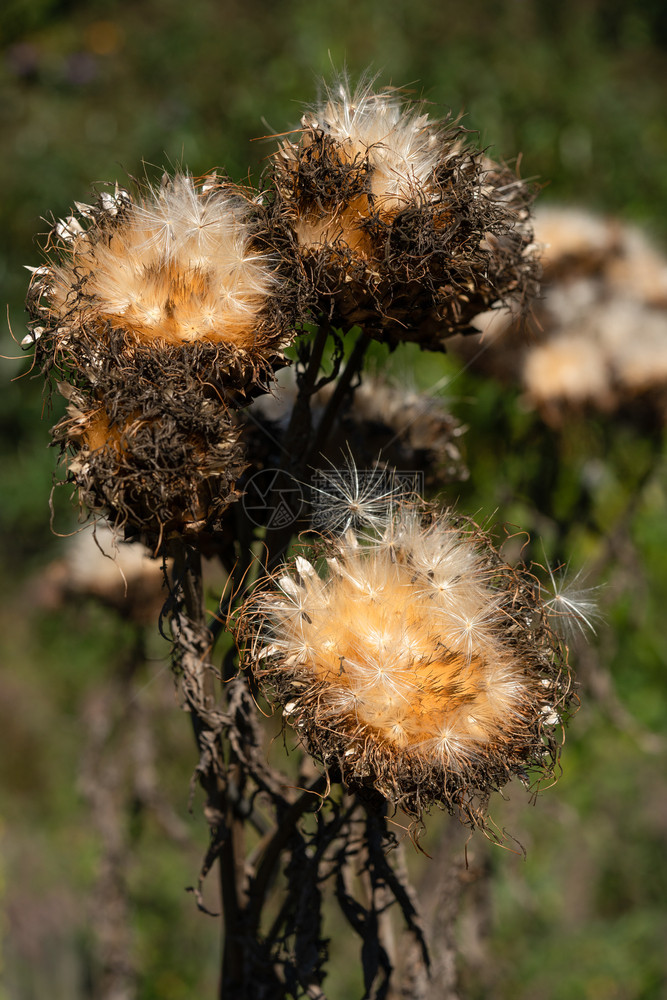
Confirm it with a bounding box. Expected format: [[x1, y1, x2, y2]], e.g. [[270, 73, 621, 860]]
[[240, 505, 574, 828], [271, 77, 538, 348], [53, 359, 247, 543]]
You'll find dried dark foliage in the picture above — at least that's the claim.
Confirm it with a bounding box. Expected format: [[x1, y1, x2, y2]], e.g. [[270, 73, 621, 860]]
[[42, 333, 248, 547]]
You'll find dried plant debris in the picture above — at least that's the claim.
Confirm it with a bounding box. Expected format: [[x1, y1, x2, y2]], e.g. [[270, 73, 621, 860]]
[[449, 205, 667, 422], [271, 75, 539, 348], [239, 492, 575, 831], [25, 172, 303, 545], [246, 366, 468, 488]]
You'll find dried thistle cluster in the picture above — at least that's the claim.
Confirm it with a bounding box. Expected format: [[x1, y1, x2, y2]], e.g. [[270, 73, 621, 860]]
[[271, 77, 539, 348], [240, 496, 574, 828], [26, 173, 300, 545], [21, 73, 595, 866], [24, 77, 540, 545], [453, 204, 667, 423]]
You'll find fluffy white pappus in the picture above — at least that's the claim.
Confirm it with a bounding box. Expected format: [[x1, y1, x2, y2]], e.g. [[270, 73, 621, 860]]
[[46, 173, 277, 349], [540, 562, 603, 639], [309, 453, 417, 536], [247, 506, 562, 777], [300, 77, 445, 213]]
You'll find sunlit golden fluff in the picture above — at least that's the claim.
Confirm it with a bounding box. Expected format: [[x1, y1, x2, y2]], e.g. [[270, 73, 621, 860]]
[[24, 172, 301, 546], [271, 75, 538, 349], [240, 496, 575, 830], [28, 172, 287, 359]]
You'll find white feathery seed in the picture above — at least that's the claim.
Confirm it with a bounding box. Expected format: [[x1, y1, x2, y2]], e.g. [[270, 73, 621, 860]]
[[309, 454, 411, 536], [541, 562, 602, 638]]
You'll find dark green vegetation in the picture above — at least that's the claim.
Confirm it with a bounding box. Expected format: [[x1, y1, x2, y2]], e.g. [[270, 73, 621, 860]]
[[1, 1, 666, 997]]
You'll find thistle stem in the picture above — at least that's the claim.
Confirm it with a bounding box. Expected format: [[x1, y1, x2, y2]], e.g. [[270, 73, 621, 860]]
[[309, 328, 371, 461], [263, 317, 332, 568], [168, 539, 234, 997]]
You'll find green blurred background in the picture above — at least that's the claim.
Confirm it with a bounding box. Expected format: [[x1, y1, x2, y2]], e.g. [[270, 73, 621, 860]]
[[1, 1, 666, 997]]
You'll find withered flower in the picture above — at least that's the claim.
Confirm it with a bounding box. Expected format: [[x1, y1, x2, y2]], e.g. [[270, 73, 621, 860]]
[[26, 172, 299, 545], [450, 205, 667, 423], [271, 76, 538, 348], [239, 494, 575, 829]]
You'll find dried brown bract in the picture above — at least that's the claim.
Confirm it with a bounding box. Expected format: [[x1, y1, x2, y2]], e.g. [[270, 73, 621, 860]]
[[52, 345, 248, 544], [271, 76, 538, 348]]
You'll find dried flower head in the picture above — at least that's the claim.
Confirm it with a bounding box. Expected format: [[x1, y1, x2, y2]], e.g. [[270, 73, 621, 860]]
[[32, 523, 167, 625], [54, 376, 247, 544], [448, 205, 667, 423], [27, 172, 293, 370], [240, 496, 575, 829], [245, 369, 467, 499], [24, 171, 300, 545], [271, 75, 538, 348]]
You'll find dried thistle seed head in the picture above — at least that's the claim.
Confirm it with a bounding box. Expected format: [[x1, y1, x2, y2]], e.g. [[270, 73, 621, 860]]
[[321, 376, 469, 486], [53, 366, 247, 548], [245, 368, 468, 490], [27, 172, 296, 386], [448, 206, 667, 423], [288, 77, 444, 224], [240, 501, 575, 830], [32, 523, 167, 625], [272, 75, 538, 348]]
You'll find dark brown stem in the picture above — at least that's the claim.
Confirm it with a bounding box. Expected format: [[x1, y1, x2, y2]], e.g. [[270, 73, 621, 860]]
[[220, 763, 248, 996], [168, 540, 233, 997], [263, 318, 333, 568], [309, 328, 372, 462], [284, 317, 333, 473], [245, 775, 328, 936]]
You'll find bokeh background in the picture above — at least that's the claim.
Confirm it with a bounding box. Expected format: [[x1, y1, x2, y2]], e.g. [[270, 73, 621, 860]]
[[1, 1, 667, 997]]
